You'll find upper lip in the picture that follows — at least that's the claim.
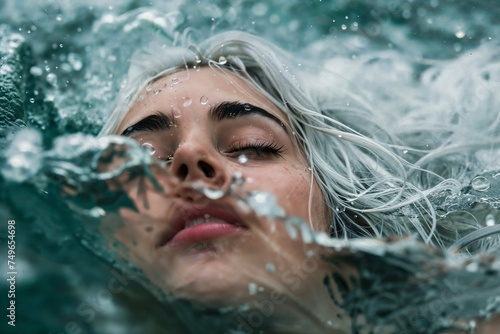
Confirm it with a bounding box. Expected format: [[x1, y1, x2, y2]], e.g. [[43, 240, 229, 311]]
[[155, 203, 244, 248]]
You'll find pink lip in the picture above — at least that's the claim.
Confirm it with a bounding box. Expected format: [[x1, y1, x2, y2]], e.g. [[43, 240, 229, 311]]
[[158, 204, 247, 248]]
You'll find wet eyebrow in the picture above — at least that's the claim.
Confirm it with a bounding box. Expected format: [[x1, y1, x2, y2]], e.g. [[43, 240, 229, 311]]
[[121, 112, 173, 136], [209, 101, 288, 134]]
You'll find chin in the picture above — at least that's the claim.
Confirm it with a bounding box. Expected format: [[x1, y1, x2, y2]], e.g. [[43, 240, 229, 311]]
[[165, 254, 253, 307]]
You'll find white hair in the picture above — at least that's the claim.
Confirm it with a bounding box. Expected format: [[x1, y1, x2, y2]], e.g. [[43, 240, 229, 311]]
[[100, 30, 500, 251]]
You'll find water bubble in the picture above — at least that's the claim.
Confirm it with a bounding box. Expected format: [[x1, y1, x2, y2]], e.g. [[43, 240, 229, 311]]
[[218, 56, 227, 65], [455, 30, 465, 39], [142, 143, 156, 155], [46, 73, 57, 86], [471, 176, 490, 192], [248, 282, 258, 295], [252, 3, 268, 16], [486, 214, 496, 227], [171, 77, 179, 85], [1, 130, 42, 183], [195, 56, 202, 64], [244, 103, 251, 111], [29, 98, 35, 103], [29, 66, 43, 76], [182, 97, 192, 107], [0, 64, 13, 75], [238, 154, 248, 164], [341, 24, 347, 30], [200, 96, 209, 105]]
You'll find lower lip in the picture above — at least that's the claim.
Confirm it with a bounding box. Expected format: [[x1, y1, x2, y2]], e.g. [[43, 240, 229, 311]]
[[167, 222, 245, 247]]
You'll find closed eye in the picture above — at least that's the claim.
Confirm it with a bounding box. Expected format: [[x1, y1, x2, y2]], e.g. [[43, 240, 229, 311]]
[[225, 140, 285, 159]]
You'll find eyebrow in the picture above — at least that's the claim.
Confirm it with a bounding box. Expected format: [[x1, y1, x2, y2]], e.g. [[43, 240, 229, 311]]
[[121, 101, 287, 136], [209, 101, 287, 133], [121, 112, 173, 136]]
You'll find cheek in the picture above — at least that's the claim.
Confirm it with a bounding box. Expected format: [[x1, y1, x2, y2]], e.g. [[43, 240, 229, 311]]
[[245, 165, 329, 233], [245, 165, 318, 223]]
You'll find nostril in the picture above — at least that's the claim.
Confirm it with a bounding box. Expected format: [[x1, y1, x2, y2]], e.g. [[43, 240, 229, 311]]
[[178, 163, 188, 180], [198, 160, 215, 178]]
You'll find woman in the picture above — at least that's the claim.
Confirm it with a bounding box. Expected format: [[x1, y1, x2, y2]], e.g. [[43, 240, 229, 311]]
[[98, 30, 499, 333]]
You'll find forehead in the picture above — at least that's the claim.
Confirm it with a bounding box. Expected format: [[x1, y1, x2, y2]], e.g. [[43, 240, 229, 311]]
[[119, 66, 287, 132], [141, 67, 267, 104]]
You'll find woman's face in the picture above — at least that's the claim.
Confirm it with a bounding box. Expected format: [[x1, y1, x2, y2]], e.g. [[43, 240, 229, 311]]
[[112, 66, 335, 321]]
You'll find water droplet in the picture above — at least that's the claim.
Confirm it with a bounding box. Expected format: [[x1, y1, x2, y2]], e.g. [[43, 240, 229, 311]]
[[142, 143, 155, 155], [248, 282, 258, 295], [471, 176, 490, 192], [172, 105, 182, 118], [244, 103, 251, 111], [341, 24, 347, 30], [265, 263, 275, 273], [218, 56, 227, 65], [182, 97, 192, 107], [191, 183, 226, 199], [238, 154, 248, 164], [89, 207, 106, 217], [200, 96, 209, 105], [455, 30, 465, 39], [486, 214, 496, 227], [29, 98, 35, 103], [195, 56, 202, 64], [403, 149, 408, 154], [171, 77, 179, 85]]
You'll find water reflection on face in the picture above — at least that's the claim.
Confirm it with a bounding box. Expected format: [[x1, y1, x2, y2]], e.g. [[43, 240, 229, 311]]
[[112, 67, 345, 331]]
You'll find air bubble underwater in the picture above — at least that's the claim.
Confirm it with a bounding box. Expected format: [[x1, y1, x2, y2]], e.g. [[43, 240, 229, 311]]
[[471, 175, 490, 192], [486, 214, 496, 227]]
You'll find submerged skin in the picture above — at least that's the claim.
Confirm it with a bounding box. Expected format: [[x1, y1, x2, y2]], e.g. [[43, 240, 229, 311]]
[[111, 67, 349, 332]]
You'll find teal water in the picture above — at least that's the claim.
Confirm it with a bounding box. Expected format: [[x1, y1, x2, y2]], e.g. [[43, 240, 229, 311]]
[[1, 1, 500, 333]]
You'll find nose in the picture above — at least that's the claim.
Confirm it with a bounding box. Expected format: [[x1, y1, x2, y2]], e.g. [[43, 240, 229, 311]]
[[170, 137, 227, 189]]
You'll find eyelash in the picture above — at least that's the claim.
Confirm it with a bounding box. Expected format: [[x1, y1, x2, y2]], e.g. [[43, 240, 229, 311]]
[[226, 140, 285, 159]]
